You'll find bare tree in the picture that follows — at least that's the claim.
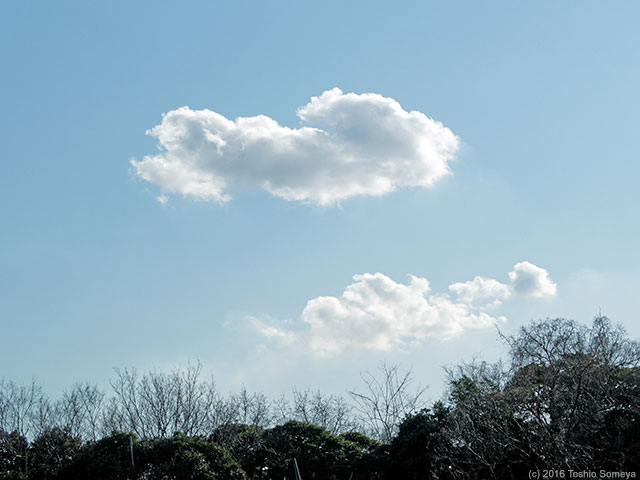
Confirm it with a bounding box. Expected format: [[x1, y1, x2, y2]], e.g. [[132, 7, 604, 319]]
[[110, 367, 147, 437], [348, 362, 427, 443], [503, 316, 640, 468], [56, 382, 105, 441], [109, 363, 233, 437], [271, 394, 291, 426], [444, 316, 640, 476], [31, 393, 57, 438], [0, 378, 49, 477], [229, 387, 272, 428], [443, 358, 517, 478], [203, 386, 237, 430], [286, 387, 354, 434], [0, 378, 48, 439], [100, 396, 127, 435], [174, 365, 211, 435]]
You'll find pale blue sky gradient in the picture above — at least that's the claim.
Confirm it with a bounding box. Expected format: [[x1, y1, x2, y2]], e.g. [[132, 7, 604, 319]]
[[1, 1, 638, 399]]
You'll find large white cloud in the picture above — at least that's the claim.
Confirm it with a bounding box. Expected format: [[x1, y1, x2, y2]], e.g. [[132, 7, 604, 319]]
[[131, 88, 459, 205], [508, 261, 558, 298]]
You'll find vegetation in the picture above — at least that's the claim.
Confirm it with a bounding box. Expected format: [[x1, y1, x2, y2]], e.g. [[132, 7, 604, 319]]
[[1, 316, 638, 479]]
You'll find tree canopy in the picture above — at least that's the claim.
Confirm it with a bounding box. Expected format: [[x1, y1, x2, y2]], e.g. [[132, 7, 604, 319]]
[[1, 315, 638, 479]]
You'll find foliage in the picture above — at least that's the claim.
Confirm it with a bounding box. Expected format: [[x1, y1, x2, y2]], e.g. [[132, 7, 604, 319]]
[[28, 427, 81, 480], [0, 430, 27, 478], [338, 430, 380, 453], [209, 424, 264, 478], [62, 431, 138, 480], [139, 432, 246, 480], [387, 403, 455, 479], [1, 315, 639, 478], [261, 421, 369, 480]]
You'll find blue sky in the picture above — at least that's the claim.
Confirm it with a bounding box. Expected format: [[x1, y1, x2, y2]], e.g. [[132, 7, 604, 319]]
[[1, 1, 639, 400]]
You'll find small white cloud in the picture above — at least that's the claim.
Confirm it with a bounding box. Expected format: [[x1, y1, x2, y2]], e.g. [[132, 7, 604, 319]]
[[249, 316, 297, 347], [131, 88, 459, 206], [508, 261, 557, 298], [254, 261, 558, 357], [259, 273, 504, 357], [448, 276, 512, 306], [156, 194, 169, 204]]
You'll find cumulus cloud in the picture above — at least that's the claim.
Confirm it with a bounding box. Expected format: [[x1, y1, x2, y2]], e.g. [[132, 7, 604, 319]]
[[254, 261, 557, 357], [448, 276, 512, 307], [131, 88, 459, 205], [449, 262, 557, 304], [508, 261, 558, 298], [256, 273, 505, 357]]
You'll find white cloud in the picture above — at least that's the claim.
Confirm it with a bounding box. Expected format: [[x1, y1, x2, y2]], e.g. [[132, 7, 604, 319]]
[[131, 88, 459, 205], [508, 261, 557, 298], [448, 276, 512, 307], [258, 273, 504, 357], [449, 262, 557, 303], [249, 316, 298, 347], [254, 261, 557, 357]]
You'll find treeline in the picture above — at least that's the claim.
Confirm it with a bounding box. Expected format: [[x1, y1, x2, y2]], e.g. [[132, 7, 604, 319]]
[[1, 316, 639, 479], [0, 367, 368, 442]]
